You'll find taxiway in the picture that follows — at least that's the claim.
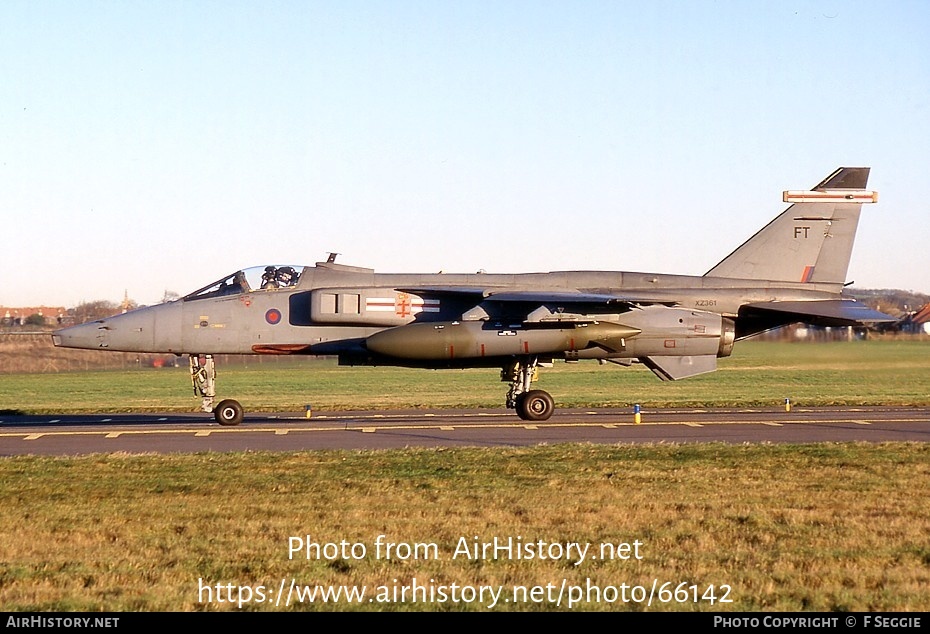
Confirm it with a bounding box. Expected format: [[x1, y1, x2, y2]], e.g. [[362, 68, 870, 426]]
[[2, 406, 929, 456]]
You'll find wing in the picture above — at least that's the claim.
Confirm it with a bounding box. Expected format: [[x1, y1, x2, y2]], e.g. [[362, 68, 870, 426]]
[[394, 286, 674, 355], [397, 286, 675, 318]]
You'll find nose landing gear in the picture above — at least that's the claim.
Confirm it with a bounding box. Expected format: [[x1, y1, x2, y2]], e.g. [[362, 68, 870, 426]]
[[190, 354, 243, 426]]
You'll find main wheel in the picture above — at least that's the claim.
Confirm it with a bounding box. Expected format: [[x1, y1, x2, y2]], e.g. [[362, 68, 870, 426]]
[[516, 389, 554, 421], [214, 399, 244, 426]]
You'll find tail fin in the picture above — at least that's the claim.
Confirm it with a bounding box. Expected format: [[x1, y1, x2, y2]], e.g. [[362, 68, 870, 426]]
[[704, 167, 876, 285]]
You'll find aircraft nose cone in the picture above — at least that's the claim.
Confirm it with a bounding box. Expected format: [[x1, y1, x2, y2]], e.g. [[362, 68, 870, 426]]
[[52, 321, 108, 349], [52, 305, 167, 352]]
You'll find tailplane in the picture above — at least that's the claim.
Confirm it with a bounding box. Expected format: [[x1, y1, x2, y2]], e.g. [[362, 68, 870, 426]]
[[704, 167, 877, 286]]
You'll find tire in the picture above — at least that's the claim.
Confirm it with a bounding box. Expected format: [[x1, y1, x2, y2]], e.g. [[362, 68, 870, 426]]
[[517, 390, 554, 421], [214, 399, 244, 426], [514, 393, 528, 420]]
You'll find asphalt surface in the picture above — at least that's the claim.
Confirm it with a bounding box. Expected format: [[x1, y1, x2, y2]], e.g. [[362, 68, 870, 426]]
[[2, 405, 929, 455]]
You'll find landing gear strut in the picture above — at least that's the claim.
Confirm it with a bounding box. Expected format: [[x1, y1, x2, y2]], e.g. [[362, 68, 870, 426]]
[[502, 356, 555, 421], [189, 354, 243, 426]]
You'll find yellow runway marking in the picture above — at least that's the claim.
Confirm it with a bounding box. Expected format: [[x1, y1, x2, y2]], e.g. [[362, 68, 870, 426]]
[[2, 416, 929, 442]]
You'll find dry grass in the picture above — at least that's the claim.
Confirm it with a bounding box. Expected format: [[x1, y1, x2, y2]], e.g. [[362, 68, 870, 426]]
[[1, 443, 928, 611]]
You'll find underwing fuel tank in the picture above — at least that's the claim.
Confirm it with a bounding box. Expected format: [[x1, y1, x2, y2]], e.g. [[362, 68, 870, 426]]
[[364, 321, 642, 360]]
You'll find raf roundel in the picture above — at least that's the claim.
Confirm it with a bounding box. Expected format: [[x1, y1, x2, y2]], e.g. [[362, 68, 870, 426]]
[[265, 309, 282, 325]]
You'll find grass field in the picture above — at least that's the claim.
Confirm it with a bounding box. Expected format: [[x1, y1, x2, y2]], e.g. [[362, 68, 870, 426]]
[[2, 339, 930, 414], [1, 444, 928, 612], [1, 339, 929, 612]]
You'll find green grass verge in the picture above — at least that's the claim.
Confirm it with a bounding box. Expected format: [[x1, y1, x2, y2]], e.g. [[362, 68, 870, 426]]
[[2, 340, 930, 414]]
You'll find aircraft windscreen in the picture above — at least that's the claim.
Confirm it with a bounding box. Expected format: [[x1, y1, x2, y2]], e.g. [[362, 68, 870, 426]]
[[182, 265, 304, 301]]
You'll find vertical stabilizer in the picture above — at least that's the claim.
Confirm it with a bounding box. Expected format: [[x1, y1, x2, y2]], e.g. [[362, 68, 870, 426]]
[[704, 167, 875, 285]]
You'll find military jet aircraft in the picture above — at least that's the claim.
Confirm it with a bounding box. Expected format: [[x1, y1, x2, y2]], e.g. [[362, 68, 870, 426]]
[[53, 167, 893, 425]]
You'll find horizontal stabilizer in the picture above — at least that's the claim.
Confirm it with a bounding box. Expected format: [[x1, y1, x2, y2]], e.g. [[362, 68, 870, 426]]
[[640, 355, 718, 381], [741, 300, 897, 326]]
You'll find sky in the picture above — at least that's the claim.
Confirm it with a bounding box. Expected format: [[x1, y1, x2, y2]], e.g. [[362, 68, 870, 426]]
[[2, 0, 928, 308]]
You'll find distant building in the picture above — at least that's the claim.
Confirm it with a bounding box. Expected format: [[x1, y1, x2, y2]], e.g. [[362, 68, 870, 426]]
[[903, 303, 930, 335], [0, 306, 67, 327]]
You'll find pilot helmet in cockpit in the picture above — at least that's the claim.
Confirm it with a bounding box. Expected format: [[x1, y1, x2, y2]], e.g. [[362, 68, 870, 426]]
[[276, 266, 297, 286], [261, 266, 278, 289]]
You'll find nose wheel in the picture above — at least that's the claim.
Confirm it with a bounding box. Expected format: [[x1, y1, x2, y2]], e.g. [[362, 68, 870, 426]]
[[213, 399, 244, 426], [190, 355, 244, 426]]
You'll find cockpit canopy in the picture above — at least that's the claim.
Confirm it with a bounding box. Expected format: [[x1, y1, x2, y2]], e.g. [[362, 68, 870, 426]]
[[182, 265, 305, 301]]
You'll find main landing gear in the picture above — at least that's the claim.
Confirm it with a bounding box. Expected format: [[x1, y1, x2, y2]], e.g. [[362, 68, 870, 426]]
[[190, 354, 244, 426], [503, 356, 555, 421]]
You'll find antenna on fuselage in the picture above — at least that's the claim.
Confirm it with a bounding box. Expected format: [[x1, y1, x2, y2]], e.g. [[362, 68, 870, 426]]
[[326, 252, 340, 263]]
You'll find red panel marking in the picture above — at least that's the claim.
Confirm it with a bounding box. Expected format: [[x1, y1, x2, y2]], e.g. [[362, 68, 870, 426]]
[[664, 340, 676, 348], [252, 344, 310, 354], [480, 343, 486, 357], [801, 265, 815, 283], [569, 337, 575, 350], [448, 344, 454, 359], [523, 341, 529, 354]]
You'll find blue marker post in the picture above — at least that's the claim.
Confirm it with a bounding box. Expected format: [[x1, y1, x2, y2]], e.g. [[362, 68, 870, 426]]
[[634, 403, 642, 424], [305, 404, 313, 419]]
